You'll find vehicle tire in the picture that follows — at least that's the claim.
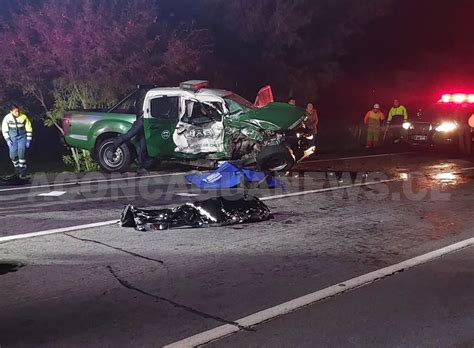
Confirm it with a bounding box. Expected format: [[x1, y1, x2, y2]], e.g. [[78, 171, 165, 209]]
[[257, 144, 295, 172], [96, 138, 132, 173]]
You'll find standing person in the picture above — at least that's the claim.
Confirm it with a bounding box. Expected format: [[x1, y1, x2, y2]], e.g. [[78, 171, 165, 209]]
[[288, 99, 296, 106], [2, 104, 33, 178], [305, 103, 319, 134], [111, 87, 150, 175], [387, 99, 408, 143], [305, 102, 318, 148], [387, 98, 408, 123], [112, 117, 148, 175], [364, 103, 385, 148]]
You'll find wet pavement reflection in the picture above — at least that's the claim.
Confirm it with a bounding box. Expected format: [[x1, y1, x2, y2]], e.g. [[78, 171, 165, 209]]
[[292, 158, 472, 189]]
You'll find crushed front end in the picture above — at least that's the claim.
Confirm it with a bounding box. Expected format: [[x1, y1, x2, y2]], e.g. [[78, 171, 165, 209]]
[[282, 121, 316, 163]]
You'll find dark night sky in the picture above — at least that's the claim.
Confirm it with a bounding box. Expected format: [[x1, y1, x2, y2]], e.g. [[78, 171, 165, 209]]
[[2, 0, 474, 106], [313, 0, 474, 123], [346, 0, 474, 89], [159, 0, 474, 117]]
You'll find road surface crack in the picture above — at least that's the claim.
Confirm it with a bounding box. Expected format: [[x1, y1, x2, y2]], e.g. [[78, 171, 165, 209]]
[[64, 233, 164, 264], [107, 265, 252, 331]]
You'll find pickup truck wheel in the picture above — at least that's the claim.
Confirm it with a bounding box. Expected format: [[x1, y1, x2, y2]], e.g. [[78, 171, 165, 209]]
[[96, 139, 132, 173], [257, 145, 295, 172]]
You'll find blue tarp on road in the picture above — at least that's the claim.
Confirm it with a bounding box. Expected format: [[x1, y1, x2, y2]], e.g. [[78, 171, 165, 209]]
[[185, 162, 285, 189]]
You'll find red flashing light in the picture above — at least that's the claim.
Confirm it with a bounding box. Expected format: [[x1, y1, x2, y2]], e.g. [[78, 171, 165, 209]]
[[452, 93, 467, 103], [441, 94, 451, 103], [439, 93, 474, 104]]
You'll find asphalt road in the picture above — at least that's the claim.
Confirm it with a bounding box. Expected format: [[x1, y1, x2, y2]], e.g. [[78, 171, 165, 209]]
[[0, 152, 473, 347]]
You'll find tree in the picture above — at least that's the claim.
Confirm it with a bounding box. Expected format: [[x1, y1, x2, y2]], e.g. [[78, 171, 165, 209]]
[[201, 0, 394, 102], [0, 0, 210, 112], [0, 0, 211, 170]]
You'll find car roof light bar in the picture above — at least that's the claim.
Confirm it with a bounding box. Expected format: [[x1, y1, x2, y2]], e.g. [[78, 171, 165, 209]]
[[438, 93, 474, 104], [180, 80, 210, 92]]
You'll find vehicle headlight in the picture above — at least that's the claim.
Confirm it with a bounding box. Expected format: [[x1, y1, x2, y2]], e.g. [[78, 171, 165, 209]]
[[402, 122, 412, 130], [435, 121, 457, 132]]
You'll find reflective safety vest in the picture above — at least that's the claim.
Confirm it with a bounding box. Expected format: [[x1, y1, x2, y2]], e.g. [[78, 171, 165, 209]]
[[2, 113, 33, 141], [364, 110, 385, 130], [388, 105, 408, 122]]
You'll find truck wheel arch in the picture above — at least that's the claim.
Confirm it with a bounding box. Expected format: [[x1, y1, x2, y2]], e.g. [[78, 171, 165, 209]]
[[95, 136, 133, 173], [94, 132, 137, 160]]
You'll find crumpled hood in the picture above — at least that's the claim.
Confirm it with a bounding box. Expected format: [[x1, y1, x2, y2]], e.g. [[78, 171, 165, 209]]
[[236, 102, 306, 130]]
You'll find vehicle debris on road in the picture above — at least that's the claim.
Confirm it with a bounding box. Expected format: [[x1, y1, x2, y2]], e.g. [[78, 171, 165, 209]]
[[120, 194, 273, 231]]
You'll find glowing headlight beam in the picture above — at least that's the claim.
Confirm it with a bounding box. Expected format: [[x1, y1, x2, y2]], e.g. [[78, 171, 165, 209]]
[[435, 122, 457, 132], [402, 122, 412, 130]]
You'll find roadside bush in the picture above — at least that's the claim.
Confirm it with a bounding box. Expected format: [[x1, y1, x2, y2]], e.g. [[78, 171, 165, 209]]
[[45, 79, 114, 172], [63, 150, 99, 173]]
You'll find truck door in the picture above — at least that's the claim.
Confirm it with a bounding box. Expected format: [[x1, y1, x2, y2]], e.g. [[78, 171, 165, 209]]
[[144, 95, 180, 158], [172, 98, 225, 154]]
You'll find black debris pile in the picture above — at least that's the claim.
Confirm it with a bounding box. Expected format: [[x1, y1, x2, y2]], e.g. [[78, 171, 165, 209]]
[[0, 174, 30, 186], [120, 194, 273, 231], [0, 262, 24, 276]]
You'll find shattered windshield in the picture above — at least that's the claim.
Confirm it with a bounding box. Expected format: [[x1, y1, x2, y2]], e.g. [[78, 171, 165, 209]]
[[224, 93, 257, 115]]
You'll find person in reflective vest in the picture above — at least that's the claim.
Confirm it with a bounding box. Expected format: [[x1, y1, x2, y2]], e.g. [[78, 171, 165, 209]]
[[364, 103, 385, 148], [387, 99, 408, 143], [2, 104, 33, 178], [387, 99, 408, 123]]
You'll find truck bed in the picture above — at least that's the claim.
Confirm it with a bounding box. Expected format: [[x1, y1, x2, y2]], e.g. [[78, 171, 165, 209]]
[[64, 111, 136, 151]]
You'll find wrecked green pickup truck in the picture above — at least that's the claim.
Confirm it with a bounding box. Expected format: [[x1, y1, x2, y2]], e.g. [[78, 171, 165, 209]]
[[63, 81, 315, 173]]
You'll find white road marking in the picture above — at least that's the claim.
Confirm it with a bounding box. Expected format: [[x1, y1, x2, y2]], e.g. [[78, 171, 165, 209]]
[[165, 238, 474, 347], [0, 195, 138, 213], [0, 220, 119, 243], [260, 179, 397, 201], [0, 172, 187, 193], [37, 191, 67, 197], [2, 165, 472, 241], [303, 152, 413, 163], [0, 179, 395, 242], [1, 156, 470, 195], [174, 193, 200, 197]]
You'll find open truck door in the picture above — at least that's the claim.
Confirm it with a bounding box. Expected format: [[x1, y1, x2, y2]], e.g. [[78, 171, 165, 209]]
[[254, 85, 274, 108], [144, 95, 180, 158]]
